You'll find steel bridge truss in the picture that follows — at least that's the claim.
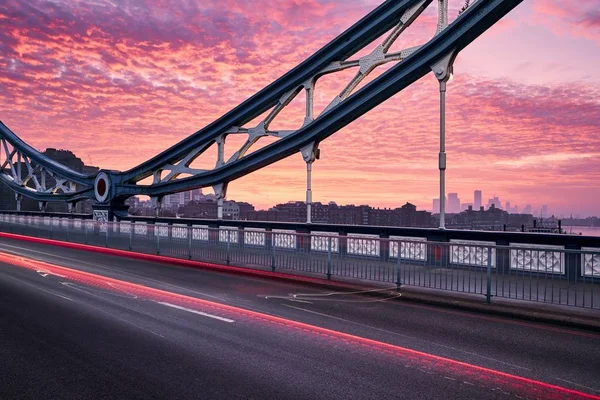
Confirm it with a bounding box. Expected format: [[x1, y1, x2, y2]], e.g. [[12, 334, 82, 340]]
[[0, 0, 523, 219], [0, 122, 94, 210]]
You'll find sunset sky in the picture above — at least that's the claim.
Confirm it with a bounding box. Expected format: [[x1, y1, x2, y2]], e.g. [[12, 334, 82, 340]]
[[0, 0, 598, 216]]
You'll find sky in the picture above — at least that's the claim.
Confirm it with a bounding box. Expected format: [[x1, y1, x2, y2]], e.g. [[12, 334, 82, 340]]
[[0, 0, 599, 216]]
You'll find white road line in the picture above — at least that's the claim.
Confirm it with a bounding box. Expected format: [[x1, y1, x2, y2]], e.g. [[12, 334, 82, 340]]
[[1, 273, 73, 302], [287, 299, 313, 304], [58, 282, 165, 338], [0, 243, 227, 301], [157, 301, 234, 323]]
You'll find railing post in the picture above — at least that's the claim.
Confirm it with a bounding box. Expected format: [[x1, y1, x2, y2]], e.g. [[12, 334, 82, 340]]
[[105, 221, 109, 247], [84, 221, 88, 244], [156, 225, 160, 255], [66, 219, 69, 242], [339, 231, 348, 258], [226, 229, 231, 265], [188, 225, 193, 260], [396, 248, 402, 291], [486, 246, 492, 304], [495, 239, 510, 274], [380, 234, 390, 263], [327, 236, 332, 280], [129, 221, 133, 251], [271, 231, 276, 272], [565, 244, 580, 284]]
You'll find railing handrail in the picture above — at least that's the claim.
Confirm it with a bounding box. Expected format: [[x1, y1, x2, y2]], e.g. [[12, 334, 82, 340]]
[[2, 210, 599, 248]]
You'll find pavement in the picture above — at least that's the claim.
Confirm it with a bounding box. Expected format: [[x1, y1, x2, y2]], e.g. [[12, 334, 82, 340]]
[[0, 236, 599, 399]]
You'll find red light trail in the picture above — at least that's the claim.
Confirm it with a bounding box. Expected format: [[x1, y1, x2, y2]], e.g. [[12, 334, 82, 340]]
[[0, 250, 597, 399]]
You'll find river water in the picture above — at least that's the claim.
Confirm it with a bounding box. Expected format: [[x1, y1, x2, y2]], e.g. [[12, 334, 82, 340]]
[[564, 226, 600, 237]]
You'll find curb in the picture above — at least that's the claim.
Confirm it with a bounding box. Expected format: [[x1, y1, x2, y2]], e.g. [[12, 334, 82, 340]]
[[1, 232, 598, 331], [394, 292, 600, 332]]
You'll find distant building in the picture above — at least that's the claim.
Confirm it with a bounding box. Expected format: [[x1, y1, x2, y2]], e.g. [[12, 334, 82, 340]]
[[432, 198, 440, 214], [237, 202, 255, 220], [487, 196, 501, 210], [461, 203, 473, 211], [447, 204, 535, 230], [448, 193, 460, 214], [177, 200, 217, 219], [246, 201, 433, 227], [474, 190, 482, 210], [222, 201, 239, 220]]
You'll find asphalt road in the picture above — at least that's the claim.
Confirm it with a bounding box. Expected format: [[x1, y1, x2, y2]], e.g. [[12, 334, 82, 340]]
[[0, 237, 598, 400]]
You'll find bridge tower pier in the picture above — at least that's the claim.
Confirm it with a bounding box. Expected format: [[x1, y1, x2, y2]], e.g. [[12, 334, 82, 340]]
[[213, 183, 228, 220], [151, 196, 163, 218], [15, 193, 22, 212], [92, 202, 129, 223]]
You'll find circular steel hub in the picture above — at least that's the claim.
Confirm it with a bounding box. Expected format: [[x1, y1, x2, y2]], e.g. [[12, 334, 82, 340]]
[[94, 172, 111, 203]]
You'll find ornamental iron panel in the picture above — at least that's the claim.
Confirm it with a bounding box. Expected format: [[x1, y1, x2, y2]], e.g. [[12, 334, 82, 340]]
[[311, 231, 339, 253], [450, 240, 496, 267], [347, 233, 380, 257], [156, 222, 169, 238], [134, 222, 148, 236], [389, 236, 427, 261], [172, 224, 188, 239], [192, 225, 209, 241], [510, 243, 564, 274], [273, 229, 296, 249], [244, 228, 266, 247], [219, 227, 239, 243], [582, 248, 600, 278]]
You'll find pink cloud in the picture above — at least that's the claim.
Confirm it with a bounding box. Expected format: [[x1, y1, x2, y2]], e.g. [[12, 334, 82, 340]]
[[0, 0, 598, 216], [533, 0, 600, 43]]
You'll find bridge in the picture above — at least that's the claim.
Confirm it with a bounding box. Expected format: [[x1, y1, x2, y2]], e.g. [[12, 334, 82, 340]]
[[1, 1, 600, 399]]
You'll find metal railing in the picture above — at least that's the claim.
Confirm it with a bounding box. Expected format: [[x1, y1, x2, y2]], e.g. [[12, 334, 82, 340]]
[[0, 214, 599, 310]]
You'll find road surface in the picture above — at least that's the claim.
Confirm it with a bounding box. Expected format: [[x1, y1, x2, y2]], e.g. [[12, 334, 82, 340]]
[[0, 237, 598, 399]]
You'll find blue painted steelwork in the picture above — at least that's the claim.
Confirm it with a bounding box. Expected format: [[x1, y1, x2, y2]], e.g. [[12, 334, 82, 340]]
[[0, 121, 95, 203], [0, 0, 523, 207]]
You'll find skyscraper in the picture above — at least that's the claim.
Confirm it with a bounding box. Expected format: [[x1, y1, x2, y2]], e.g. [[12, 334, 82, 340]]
[[487, 196, 501, 209], [474, 190, 482, 210], [448, 193, 460, 214], [432, 198, 440, 214]]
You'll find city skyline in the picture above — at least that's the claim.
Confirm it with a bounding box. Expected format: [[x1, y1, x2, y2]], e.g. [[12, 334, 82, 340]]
[[1, 1, 598, 215], [432, 188, 555, 216]]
